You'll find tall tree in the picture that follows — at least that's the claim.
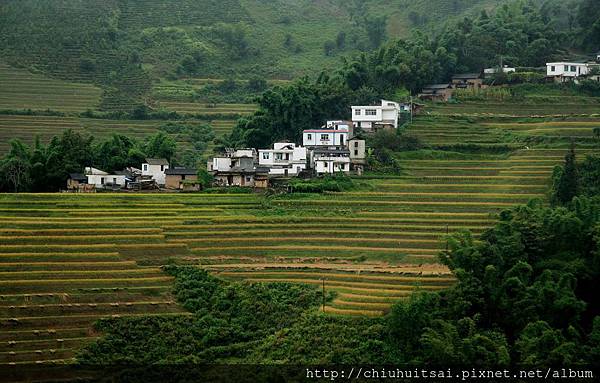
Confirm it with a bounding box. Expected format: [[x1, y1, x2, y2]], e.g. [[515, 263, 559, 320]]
[[552, 144, 579, 205]]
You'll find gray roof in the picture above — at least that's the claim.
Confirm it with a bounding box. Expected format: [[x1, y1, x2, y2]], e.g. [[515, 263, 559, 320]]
[[313, 148, 350, 155], [166, 168, 197, 175], [452, 73, 481, 80], [145, 158, 169, 165], [423, 83, 452, 89], [255, 166, 270, 174], [69, 173, 87, 181]]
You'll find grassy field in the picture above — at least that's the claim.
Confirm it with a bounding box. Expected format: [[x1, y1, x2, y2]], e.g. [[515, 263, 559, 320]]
[[0, 64, 102, 112], [0, 114, 238, 154]]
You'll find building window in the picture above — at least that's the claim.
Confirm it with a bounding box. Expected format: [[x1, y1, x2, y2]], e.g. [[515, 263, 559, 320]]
[[275, 153, 283, 160], [387, 103, 395, 106], [246, 176, 251, 182], [161, 165, 164, 171], [262, 152, 269, 159], [354, 141, 359, 148], [100, 177, 105, 185], [340, 164, 345, 170], [354, 109, 361, 116], [113, 177, 117, 184], [320, 134, 329, 140], [564, 65, 569, 71], [571, 65, 576, 72], [551, 66, 555, 71], [182, 175, 186, 180], [143, 164, 148, 171], [366, 109, 377, 115], [354, 150, 359, 156], [307, 134, 312, 140]]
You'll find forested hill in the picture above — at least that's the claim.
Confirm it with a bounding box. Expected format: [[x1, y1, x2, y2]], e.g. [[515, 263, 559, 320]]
[[0, 0, 583, 83], [0, 0, 597, 113]]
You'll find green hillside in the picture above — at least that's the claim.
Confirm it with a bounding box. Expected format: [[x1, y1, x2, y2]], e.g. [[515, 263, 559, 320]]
[[0, 0, 516, 80]]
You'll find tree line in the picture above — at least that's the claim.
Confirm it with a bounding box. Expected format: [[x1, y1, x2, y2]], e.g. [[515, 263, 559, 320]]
[[0, 130, 177, 192]]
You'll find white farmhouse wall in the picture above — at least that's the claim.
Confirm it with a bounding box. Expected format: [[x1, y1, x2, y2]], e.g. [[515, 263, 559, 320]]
[[142, 163, 169, 185], [547, 62, 590, 77], [303, 130, 348, 147], [87, 174, 126, 188]]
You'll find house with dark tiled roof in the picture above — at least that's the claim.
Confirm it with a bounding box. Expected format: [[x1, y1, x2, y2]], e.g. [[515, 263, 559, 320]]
[[418, 83, 454, 102], [451, 73, 484, 89]]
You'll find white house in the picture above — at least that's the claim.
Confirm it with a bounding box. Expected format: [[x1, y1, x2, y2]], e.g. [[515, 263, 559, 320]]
[[142, 158, 169, 186], [311, 149, 351, 175], [303, 128, 349, 147], [258, 143, 307, 177], [351, 99, 400, 132], [85, 167, 126, 189], [546, 62, 593, 80]]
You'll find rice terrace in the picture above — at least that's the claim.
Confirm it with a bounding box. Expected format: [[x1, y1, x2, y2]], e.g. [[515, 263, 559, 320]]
[[1, 0, 600, 379]]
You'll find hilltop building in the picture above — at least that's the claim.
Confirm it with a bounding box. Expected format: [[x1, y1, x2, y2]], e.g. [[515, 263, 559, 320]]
[[351, 99, 401, 132]]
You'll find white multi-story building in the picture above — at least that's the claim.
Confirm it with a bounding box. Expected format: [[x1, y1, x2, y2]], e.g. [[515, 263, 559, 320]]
[[546, 62, 597, 81], [142, 158, 169, 186], [258, 143, 307, 177], [303, 127, 349, 147], [351, 99, 400, 132]]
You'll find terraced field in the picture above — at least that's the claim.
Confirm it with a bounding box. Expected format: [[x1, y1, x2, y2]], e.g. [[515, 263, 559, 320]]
[[158, 101, 258, 116], [427, 98, 600, 117], [0, 63, 102, 112], [2, 96, 598, 364], [0, 115, 237, 154]]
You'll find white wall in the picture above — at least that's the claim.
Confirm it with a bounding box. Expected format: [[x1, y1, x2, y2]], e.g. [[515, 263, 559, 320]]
[[315, 157, 351, 174], [142, 163, 169, 185], [211, 158, 232, 172], [547, 63, 590, 77], [87, 174, 126, 188], [351, 100, 400, 129], [259, 144, 307, 176], [303, 130, 348, 146]]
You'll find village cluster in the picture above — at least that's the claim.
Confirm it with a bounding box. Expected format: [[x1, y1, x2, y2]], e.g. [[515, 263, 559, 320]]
[[66, 100, 407, 191], [66, 55, 600, 192], [207, 100, 410, 187]]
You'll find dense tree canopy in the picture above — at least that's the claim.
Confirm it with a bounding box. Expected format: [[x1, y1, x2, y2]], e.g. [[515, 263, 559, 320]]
[[0, 130, 183, 192]]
